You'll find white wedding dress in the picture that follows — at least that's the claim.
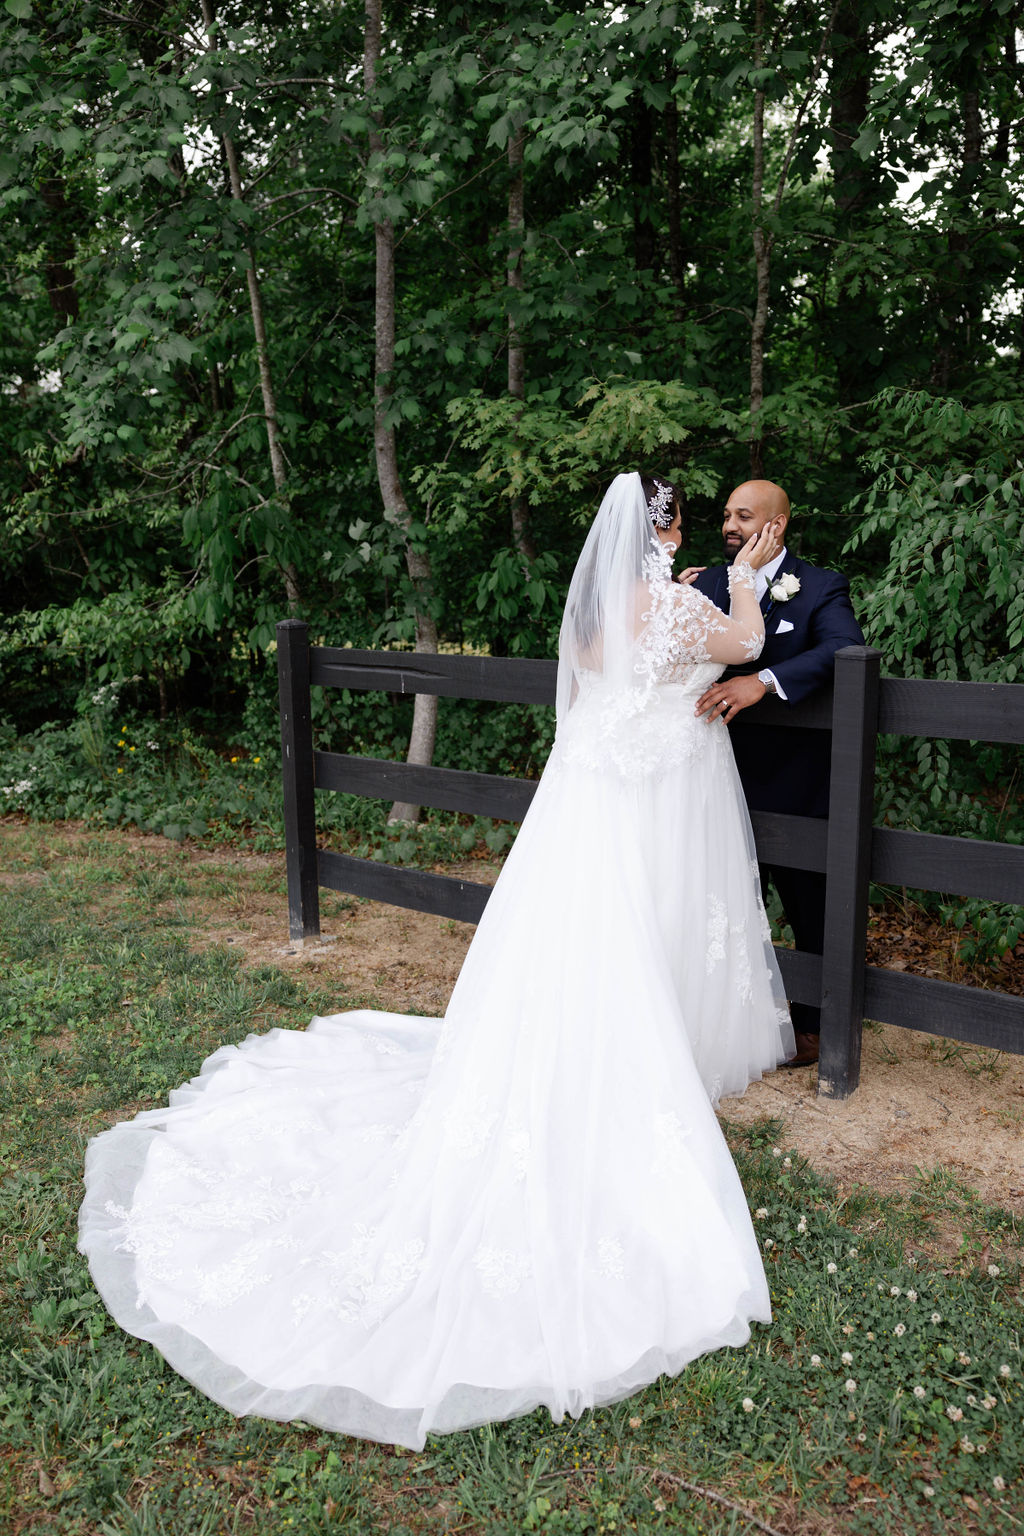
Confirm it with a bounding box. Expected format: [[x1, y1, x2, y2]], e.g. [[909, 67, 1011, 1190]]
[[79, 480, 794, 1450]]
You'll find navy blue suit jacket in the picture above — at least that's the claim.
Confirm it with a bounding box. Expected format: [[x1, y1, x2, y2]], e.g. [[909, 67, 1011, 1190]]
[[694, 553, 864, 819]]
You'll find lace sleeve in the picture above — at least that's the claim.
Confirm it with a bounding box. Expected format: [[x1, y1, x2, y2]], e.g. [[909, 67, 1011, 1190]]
[[659, 578, 765, 665]]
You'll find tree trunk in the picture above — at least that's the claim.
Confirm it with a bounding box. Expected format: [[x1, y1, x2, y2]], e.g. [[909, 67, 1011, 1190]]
[[931, 89, 983, 393], [828, 0, 881, 407], [749, 0, 768, 479], [629, 96, 656, 274], [749, 0, 840, 475], [38, 175, 80, 323], [199, 0, 300, 612], [364, 0, 438, 824], [664, 85, 685, 305], [507, 126, 535, 562]]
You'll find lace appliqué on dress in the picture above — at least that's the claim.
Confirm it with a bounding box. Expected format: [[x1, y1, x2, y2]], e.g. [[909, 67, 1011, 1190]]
[[293, 1224, 427, 1330], [474, 1245, 531, 1298], [652, 1112, 689, 1178], [706, 896, 728, 973], [555, 540, 735, 778], [106, 1152, 319, 1314], [637, 541, 730, 683], [727, 563, 756, 594], [443, 1078, 497, 1159], [499, 1118, 530, 1184], [726, 563, 764, 660], [596, 1236, 626, 1280], [730, 922, 753, 1003]]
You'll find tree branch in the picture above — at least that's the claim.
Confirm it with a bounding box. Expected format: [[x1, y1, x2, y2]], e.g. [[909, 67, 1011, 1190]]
[[770, 0, 843, 222], [637, 1467, 787, 1536]]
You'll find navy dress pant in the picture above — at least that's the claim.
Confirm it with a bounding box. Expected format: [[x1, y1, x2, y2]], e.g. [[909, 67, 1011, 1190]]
[[758, 863, 826, 1036]]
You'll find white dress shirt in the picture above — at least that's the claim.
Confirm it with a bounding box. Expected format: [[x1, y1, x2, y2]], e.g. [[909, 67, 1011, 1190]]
[[753, 546, 788, 700]]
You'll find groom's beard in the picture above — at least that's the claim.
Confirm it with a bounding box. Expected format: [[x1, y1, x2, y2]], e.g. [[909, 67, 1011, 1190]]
[[724, 537, 743, 562]]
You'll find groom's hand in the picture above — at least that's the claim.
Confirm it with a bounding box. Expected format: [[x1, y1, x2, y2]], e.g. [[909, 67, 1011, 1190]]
[[695, 674, 766, 722]]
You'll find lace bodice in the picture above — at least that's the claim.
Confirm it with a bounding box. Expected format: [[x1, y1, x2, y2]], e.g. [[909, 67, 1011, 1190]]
[[636, 544, 764, 684], [552, 547, 764, 778]]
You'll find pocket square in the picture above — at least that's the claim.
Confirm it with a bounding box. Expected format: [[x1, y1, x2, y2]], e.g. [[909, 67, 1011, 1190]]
[[775, 618, 795, 634]]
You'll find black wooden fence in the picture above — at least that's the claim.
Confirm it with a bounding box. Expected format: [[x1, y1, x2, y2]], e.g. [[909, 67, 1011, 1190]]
[[277, 619, 1024, 1100]]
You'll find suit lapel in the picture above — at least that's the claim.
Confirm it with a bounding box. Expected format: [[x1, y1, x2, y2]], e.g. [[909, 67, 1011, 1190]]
[[762, 552, 801, 619], [702, 566, 731, 608]]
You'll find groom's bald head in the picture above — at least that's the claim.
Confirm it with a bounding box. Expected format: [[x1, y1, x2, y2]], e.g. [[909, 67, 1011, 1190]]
[[722, 479, 790, 560]]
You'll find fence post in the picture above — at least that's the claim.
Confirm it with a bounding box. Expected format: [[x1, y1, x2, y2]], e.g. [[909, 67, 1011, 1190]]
[[277, 619, 320, 945], [817, 645, 882, 1100]]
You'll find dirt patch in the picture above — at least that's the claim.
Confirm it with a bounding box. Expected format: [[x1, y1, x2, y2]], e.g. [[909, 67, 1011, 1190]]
[[4, 820, 1022, 1221], [722, 1026, 1024, 1218], [187, 863, 1024, 1220], [175, 850, 500, 1017]]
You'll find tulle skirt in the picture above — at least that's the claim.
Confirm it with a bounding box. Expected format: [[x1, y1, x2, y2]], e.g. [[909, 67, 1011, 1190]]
[[79, 681, 793, 1448]]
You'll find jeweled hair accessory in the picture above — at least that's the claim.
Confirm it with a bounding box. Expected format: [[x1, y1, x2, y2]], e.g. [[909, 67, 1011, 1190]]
[[648, 481, 675, 529]]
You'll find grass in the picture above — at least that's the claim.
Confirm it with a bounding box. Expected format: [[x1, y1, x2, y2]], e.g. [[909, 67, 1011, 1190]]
[[1, 821, 1022, 1536]]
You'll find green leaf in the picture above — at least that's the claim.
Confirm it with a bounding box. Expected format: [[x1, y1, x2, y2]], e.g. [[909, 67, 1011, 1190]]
[[4, 0, 32, 18], [56, 126, 84, 155]]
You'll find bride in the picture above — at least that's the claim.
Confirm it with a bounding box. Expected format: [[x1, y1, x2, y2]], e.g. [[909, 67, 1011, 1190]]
[[79, 472, 794, 1450]]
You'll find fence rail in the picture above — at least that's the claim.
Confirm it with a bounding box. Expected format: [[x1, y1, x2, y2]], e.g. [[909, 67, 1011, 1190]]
[[277, 621, 1024, 1099]]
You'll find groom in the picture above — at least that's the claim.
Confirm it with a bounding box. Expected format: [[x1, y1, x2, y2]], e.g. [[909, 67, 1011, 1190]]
[[692, 480, 865, 1068]]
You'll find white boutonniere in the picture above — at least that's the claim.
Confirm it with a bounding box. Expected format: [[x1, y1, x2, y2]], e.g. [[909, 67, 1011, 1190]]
[[768, 573, 801, 603]]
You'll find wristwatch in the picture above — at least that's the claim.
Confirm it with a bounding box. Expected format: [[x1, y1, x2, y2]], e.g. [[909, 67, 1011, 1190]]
[[758, 670, 777, 695]]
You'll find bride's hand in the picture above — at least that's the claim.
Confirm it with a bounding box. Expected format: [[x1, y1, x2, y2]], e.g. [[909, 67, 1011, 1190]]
[[674, 565, 706, 586], [734, 520, 782, 572]]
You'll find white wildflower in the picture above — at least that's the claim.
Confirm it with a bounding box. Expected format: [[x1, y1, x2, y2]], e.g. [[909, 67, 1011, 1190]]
[[999, 1364, 1011, 1377], [913, 1385, 926, 1399], [797, 1218, 807, 1234], [947, 1405, 963, 1422], [960, 1438, 975, 1454], [993, 1476, 1005, 1491], [958, 1352, 971, 1366], [890, 1286, 901, 1297], [841, 1351, 853, 1365], [827, 1262, 837, 1274], [764, 1238, 774, 1249], [742, 1398, 754, 1413], [845, 1379, 857, 1394], [987, 1264, 1001, 1277], [923, 1486, 934, 1498], [755, 1208, 768, 1220], [894, 1323, 906, 1338], [931, 1312, 942, 1324], [906, 1289, 917, 1302], [810, 1354, 822, 1368], [783, 1156, 792, 1169], [848, 1247, 858, 1258]]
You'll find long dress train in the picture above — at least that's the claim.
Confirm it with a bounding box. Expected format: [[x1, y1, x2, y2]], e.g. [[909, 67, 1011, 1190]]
[[79, 492, 794, 1450]]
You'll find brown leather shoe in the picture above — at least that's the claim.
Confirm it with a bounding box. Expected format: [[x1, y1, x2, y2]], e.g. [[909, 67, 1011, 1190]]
[[782, 1031, 820, 1069]]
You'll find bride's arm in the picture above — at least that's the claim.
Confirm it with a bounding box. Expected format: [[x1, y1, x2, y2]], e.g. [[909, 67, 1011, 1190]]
[[666, 524, 777, 664]]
